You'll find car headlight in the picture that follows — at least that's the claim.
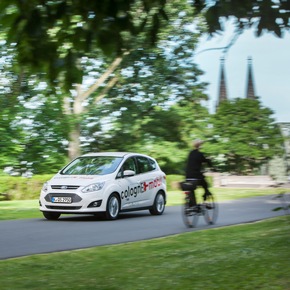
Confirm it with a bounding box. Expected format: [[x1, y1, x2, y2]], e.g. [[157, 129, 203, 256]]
[[42, 182, 48, 192], [82, 182, 105, 193]]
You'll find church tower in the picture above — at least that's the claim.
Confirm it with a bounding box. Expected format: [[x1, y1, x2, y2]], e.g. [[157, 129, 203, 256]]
[[246, 57, 256, 99], [216, 57, 228, 109]]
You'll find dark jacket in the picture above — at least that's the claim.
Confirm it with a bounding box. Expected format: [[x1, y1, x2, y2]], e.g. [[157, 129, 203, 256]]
[[185, 149, 212, 179]]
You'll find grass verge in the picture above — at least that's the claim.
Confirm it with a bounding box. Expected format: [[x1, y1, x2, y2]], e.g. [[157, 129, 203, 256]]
[[0, 200, 40, 220], [0, 216, 289, 289]]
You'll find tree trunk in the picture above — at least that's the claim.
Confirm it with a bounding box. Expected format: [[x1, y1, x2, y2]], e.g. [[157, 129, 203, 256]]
[[68, 123, 81, 160], [65, 51, 129, 160]]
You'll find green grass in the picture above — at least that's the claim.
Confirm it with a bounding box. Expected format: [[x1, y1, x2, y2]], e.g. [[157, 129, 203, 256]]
[[0, 200, 41, 220], [0, 187, 289, 220], [0, 216, 289, 289]]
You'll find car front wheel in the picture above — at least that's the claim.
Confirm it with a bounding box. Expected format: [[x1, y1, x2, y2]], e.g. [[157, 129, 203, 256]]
[[149, 192, 165, 215], [105, 193, 120, 220], [43, 211, 61, 220]]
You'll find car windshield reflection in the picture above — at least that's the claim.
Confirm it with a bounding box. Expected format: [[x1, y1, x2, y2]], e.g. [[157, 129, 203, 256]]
[[61, 156, 123, 175]]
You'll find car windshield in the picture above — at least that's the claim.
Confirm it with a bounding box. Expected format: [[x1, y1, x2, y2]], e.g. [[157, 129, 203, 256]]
[[61, 156, 123, 175]]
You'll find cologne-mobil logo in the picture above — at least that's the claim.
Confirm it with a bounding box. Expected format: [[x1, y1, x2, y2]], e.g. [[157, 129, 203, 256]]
[[120, 176, 163, 199], [143, 176, 163, 191]]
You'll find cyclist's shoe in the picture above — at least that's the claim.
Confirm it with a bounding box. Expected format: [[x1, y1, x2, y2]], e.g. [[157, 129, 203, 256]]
[[185, 221, 193, 228]]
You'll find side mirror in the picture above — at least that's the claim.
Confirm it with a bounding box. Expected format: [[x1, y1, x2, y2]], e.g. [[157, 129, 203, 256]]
[[123, 170, 135, 177]]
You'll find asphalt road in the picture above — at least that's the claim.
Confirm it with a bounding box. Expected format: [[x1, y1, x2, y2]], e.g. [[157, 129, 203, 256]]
[[0, 194, 288, 260]]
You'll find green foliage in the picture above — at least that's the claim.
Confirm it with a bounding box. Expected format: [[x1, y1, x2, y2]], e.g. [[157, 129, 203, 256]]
[[143, 142, 188, 175], [0, 0, 209, 175], [196, 0, 290, 37], [0, 42, 24, 169], [0, 0, 170, 88], [208, 98, 284, 174], [77, 2, 210, 173], [166, 174, 184, 191], [0, 175, 53, 200], [1, 0, 289, 88], [0, 0, 287, 176], [0, 41, 69, 174], [18, 94, 69, 174]]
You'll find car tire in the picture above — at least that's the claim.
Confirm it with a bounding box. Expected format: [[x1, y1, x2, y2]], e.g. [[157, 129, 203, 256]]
[[149, 191, 165, 215], [105, 193, 120, 220], [43, 211, 61, 220]]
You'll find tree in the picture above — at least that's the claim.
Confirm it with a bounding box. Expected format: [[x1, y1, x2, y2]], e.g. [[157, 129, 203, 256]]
[[0, 0, 288, 88], [208, 98, 283, 174], [73, 2, 210, 172], [0, 41, 70, 174], [0, 42, 26, 171], [0, 0, 209, 172], [195, 0, 290, 37], [62, 51, 130, 160], [18, 92, 69, 174], [61, 0, 209, 161]]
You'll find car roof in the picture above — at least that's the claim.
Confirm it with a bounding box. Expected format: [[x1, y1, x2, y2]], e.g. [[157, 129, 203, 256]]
[[81, 152, 151, 158]]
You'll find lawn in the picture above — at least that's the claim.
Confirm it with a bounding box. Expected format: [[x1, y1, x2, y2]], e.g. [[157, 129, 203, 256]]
[[0, 188, 289, 289], [0, 216, 289, 289], [0, 200, 40, 220]]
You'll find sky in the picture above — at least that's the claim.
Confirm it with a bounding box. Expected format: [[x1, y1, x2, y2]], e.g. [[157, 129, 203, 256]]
[[194, 23, 290, 123]]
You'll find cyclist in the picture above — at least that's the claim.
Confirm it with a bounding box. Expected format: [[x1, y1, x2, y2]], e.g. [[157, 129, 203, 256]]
[[185, 139, 213, 206]]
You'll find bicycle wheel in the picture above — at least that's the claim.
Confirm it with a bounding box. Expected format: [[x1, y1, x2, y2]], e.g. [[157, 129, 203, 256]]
[[182, 201, 199, 228], [203, 194, 218, 225]]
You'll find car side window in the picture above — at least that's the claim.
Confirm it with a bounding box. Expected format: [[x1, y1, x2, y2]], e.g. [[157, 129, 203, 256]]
[[123, 157, 137, 172], [116, 157, 137, 178], [148, 158, 157, 171], [136, 156, 156, 174]]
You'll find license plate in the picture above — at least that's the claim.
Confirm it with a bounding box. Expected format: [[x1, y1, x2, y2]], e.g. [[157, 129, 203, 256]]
[[51, 197, 72, 203]]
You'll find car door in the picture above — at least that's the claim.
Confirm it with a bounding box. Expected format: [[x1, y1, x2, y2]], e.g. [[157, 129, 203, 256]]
[[116, 157, 143, 210], [135, 156, 158, 207]]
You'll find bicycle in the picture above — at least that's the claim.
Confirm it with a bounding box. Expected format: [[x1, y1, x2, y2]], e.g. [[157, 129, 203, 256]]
[[180, 179, 218, 228]]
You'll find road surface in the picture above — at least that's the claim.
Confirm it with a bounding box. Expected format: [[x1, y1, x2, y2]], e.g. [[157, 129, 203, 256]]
[[0, 194, 288, 260]]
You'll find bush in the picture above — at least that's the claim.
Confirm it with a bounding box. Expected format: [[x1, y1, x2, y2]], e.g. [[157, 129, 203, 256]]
[[166, 174, 184, 191], [0, 175, 53, 201]]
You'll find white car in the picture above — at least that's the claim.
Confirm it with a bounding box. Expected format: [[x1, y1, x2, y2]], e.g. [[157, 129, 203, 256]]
[[39, 152, 167, 220]]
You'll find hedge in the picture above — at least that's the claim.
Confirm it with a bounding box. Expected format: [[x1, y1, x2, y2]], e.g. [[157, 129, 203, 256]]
[[0, 175, 53, 201]]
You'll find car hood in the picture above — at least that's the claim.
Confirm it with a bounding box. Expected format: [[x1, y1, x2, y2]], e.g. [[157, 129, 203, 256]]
[[48, 174, 112, 186]]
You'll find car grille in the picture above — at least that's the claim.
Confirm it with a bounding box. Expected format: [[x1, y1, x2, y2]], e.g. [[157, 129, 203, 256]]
[[51, 185, 80, 190], [45, 205, 82, 210]]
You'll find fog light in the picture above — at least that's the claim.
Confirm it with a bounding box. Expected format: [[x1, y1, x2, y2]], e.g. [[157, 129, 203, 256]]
[[88, 200, 102, 208]]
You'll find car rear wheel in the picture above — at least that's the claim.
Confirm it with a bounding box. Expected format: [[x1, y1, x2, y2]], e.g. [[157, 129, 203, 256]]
[[43, 211, 61, 220], [105, 193, 120, 220], [149, 191, 165, 215]]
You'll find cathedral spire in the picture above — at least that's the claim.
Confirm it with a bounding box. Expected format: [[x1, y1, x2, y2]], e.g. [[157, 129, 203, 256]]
[[216, 57, 228, 109], [246, 57, 256, 99]]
